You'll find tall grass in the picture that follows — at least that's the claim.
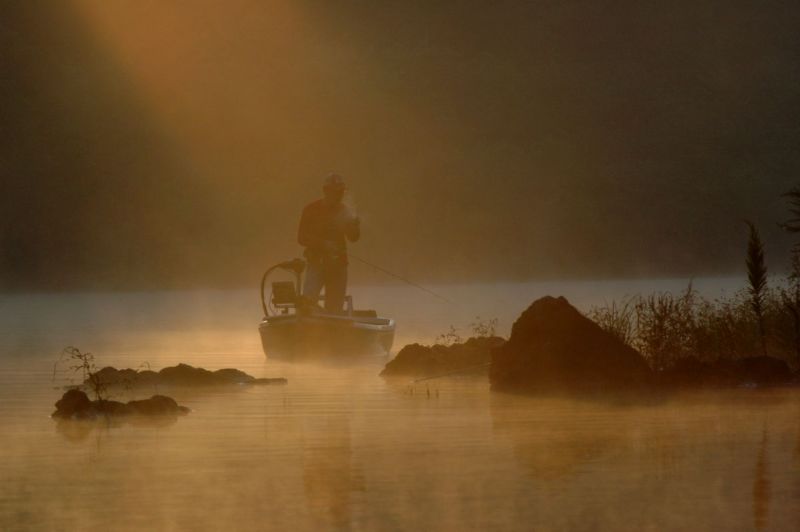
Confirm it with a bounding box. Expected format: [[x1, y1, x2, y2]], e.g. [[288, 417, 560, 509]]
[[590, 199, 800, 371], [589, 284, 800, 370], [745, 221, 768, 356], [53, 346, 108, 401]]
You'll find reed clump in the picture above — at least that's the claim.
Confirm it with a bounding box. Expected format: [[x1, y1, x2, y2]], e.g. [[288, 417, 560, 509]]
[[589, 282, 800, 371], [590, 189, 800, 374]]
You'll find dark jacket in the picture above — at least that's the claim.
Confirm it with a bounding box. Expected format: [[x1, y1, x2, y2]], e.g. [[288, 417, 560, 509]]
[[297, 199, 359, 262]]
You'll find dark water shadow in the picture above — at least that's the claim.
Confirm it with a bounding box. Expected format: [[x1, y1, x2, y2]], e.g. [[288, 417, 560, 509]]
[[489, 392, 693, 484], [302, 415, 365, 528], [55, 414, 179, 443], [753, 427, 771, 532], [489, 393, 629, 482]]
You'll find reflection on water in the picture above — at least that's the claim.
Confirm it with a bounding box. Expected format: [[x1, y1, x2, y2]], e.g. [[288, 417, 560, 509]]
[[753, 428, 770, 532], [1, 283, 799, 531], [491, 395, 627, 482], [55, 415, 181, 444], [302, 416, 364, 527]]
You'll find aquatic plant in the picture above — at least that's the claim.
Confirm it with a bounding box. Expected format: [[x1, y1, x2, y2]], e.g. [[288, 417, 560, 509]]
[[469, 316, 499, 338], [55, 346, 108, 401], [587, 299, 635, 346], [590, 285, 701, 369], [434, 317, 499, 346], [435, 325, 463, 346], [745, 221, 768, 356], [588, 211, 800, 369], [589, 284, 800, 370]]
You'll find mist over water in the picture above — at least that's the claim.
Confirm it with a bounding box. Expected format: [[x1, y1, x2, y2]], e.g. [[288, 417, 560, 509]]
[[4, 2, 800, 529], [2, 280, 799, 531], [3, 1, 800, 289]]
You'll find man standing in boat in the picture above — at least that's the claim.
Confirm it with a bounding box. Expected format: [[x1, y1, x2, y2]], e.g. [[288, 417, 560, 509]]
[[298, 173, 360, 314]]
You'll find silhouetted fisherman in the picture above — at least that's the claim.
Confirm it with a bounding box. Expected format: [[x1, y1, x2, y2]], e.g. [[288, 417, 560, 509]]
[[298, 173, 360, 313]]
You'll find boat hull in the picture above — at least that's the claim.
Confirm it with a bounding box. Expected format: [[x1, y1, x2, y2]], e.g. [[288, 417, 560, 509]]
[[259, 314, 395, 359]]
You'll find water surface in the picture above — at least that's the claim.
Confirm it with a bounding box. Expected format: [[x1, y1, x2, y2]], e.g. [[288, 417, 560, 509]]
[[1, 278, 798, 531]]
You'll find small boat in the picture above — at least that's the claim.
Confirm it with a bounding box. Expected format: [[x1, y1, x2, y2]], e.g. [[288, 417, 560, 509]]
[[258, 259, 396, 359]]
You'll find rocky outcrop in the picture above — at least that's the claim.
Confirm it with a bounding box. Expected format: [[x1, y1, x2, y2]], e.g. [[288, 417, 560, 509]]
[[126, 395, 191, 416], [52, 390, 190, 420], [490, 296, 652, 393], [658, 356, 794, 387], [380, 336, 505, 378], [88, 363, 287, 388], [53, 389, 93, 418]]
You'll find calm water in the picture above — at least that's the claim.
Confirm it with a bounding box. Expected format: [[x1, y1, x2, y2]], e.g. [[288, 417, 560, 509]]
[[1, 278, 799, 531]]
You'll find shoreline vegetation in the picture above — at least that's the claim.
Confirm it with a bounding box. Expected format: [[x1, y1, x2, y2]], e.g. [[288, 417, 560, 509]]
[[387, 294, 798, 394], [590, 190, 800, 375], [387, 188, 800, 391], [588, 281, 800, 373]]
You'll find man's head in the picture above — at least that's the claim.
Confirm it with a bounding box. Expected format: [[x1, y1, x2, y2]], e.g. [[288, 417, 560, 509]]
[[322, 173, 346, 204]]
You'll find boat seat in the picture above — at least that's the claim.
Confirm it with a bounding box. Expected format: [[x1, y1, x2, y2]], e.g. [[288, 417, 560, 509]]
[[271, 281, 297, 305]]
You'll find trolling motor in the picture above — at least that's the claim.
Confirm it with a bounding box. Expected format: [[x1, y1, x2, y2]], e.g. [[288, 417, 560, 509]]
[[260, 258, 306, 317]]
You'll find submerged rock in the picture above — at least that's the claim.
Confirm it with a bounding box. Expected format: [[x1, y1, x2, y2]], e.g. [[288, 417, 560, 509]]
[[87, 363, 287, 388], [380, 336, 505, 378], [490, 296, 652, 393], [658, 356, 794, 387], [127, 395, 191, 416], [54, 389, 93, 419], [212, 367, 257, 384], [250, 377, 289, 385], [93, 367, 138, 386], [52, 390, 190, 420], [94, 399, 132, 417], [158, 364, 221, 386]]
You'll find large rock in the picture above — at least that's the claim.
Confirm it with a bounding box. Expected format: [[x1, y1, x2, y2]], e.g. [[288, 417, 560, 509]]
[[158, 364, 220, 386], [53, 389, 92, 419], [380, 336, 505, 378], [93, 367, 139, 386], [490, 296, 652, 393], [127, 395, 190, 416]]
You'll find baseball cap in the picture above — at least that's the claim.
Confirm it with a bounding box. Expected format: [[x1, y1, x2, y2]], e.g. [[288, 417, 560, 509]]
[[323, 173, 346, 190]]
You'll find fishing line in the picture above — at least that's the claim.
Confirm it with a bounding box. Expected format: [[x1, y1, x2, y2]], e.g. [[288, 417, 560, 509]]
[[348, 253, 453, 304]]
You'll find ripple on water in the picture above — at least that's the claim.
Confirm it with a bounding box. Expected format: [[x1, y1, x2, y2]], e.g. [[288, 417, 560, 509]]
[[1, 286, 799, 531]]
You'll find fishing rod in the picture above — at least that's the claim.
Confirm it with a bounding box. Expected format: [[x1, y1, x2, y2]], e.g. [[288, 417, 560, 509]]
[[347, 253, 453, 304]]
